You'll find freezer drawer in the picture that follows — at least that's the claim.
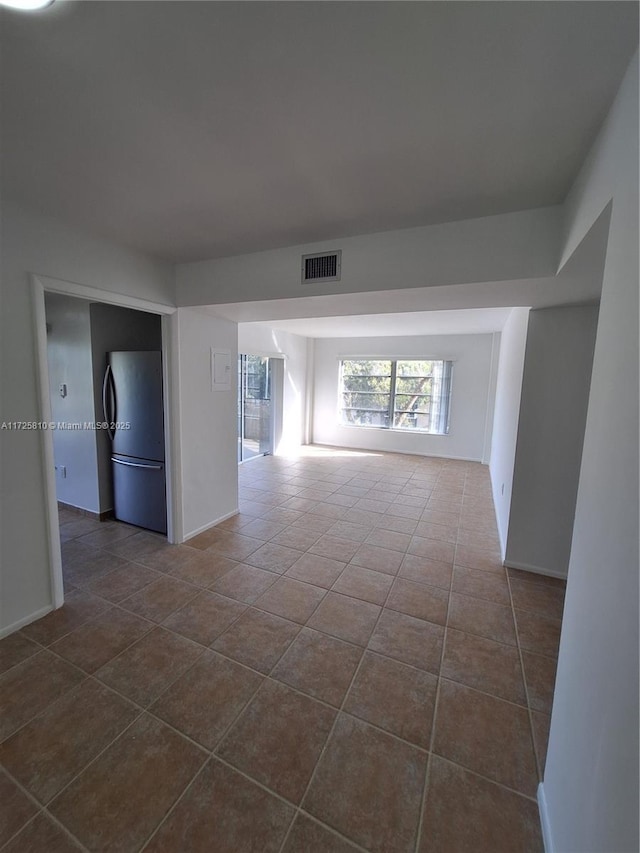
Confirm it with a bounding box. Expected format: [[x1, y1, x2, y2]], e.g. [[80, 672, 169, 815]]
[[112, 454, 167, 534]]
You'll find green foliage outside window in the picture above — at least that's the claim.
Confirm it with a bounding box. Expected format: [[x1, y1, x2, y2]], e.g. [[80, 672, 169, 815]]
[[339, 359, 452, 434]]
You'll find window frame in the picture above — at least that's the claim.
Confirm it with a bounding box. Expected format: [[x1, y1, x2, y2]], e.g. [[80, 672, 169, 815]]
[[338, 357, 453, 435]]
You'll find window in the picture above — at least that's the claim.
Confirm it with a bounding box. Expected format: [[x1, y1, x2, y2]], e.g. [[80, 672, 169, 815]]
[[339, 359, 452, 434]]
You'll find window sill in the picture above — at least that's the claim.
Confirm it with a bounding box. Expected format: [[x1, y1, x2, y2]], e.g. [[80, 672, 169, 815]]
[[339, 423, 450, 437]]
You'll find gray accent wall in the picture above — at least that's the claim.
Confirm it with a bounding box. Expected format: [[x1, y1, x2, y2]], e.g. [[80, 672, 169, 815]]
[[89, 303, 162, 514]]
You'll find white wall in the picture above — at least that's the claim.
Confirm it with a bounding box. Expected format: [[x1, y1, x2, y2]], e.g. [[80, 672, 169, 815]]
[[44, 293, 101, 514], [506, 305, 598, 579], [176, 308, 239, 540], [312, 333, 494, 461], [237, 323, 308, 453], [542, 53, 638, 853], [481, 333, 500, 465], [0, 203, 174, 634], [176, 206, 560, 306], [488, 307, 530, 556]]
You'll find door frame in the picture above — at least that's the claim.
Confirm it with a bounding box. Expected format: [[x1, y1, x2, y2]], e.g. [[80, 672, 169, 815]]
[[238, 353, 273, 463], [31, 273, 177, 609], [237, 352, 285, 462]]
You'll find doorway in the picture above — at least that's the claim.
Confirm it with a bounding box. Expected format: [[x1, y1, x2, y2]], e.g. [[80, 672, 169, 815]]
[[45, 295, 167, 534], [238, 354, 273, 462], [32, 274, 175, 611]]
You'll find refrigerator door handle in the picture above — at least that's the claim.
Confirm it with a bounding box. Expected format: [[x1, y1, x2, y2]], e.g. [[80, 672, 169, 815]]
[[102, 363, 116, 441], [111, 457, 163, 471]]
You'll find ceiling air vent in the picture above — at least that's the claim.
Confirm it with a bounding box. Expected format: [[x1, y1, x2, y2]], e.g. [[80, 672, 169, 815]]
[[301, 250, 341, 284]]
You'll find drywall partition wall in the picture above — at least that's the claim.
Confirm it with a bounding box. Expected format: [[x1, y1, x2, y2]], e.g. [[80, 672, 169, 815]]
[[237, 323, 308, 453], [0, 202, 174, 635], [542, 52, 639, 853], [481, 333, 500, 465], [44, 293, 101, 514], [506, 305, 598, 579], [312, 333, 494, 460], [304, 338, 315, 446], [177, 308, 238, 540], [89, 304, 163, 514], [488, 307, 529, 556], [176, 206, 560, 306]]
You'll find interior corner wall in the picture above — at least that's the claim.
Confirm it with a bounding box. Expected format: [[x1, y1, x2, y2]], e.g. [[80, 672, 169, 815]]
[[0, 202, 174, 635], [237, 324, 308, 453], [488, 307, 530, 557], [44, 292, 101, 514], [542, 51, 639, 853], [505, 305, 598, 579], [311, 333, 494, 460], [177, 308, 238, 540], [481, 332, 501, 465]]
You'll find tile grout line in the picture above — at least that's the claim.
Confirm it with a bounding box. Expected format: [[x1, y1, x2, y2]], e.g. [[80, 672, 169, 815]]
[[63, 576, 259, 681], [39, 797, 93, 853], [505, 567, 544, 784], [412, 465, 462, 853], [100, 578, 313, 849], [135, 755, 214, 852], [17, 631, 218, 751], [276, 479, 427, 853], [0, 802, 91, 853], [0, 761, 91, 852], [258, 460, 544, 843], [14, 662, 214, 850], [427, 752, 541, 802], [0, 708, 145, 852], [290, 809, 372, 853], [137, 641, 281, 852], [19, 599, 113, 650]]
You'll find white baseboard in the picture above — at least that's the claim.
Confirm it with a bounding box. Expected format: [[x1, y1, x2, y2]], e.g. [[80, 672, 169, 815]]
[[538, 783, 554, 853], [495, 518, 507, 564], [182, 509, 239, 543], [0, 604, 55, 639], [503, 559, 567, 581], [310, 443, 482, 463]]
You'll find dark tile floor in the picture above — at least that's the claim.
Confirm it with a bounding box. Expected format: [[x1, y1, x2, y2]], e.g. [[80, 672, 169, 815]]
[[0, 446, 566, 852]]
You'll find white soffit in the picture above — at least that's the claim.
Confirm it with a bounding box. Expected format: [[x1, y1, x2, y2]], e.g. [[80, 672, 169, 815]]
[[240, 308, 514, 339]]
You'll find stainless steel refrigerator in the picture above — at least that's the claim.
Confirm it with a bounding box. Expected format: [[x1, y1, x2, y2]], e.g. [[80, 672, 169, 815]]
[[102, 351, 167, 534]]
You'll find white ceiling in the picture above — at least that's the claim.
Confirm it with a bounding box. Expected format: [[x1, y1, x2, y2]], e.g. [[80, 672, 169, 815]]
[[1, 1, 637, 263], [243, 307, 514, 339]]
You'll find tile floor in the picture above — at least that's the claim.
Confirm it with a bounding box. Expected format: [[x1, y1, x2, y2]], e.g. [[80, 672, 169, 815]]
[[0, 446, 566, 852]]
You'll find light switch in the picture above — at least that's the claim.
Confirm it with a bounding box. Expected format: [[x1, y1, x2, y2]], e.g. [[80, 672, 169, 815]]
[[59, 383, 67, 398]]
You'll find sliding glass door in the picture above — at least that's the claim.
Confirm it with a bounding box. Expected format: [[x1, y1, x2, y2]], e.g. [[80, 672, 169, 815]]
[[238, 355, 272, 462]]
